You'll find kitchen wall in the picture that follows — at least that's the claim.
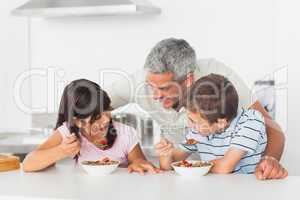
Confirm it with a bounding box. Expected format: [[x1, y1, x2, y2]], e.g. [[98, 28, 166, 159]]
[[30, 0, 277, 108], [4, 0, 299, 173], [275, 0, 300, 175], [0, 0, 31, 132], [29, 0, 279, 126]]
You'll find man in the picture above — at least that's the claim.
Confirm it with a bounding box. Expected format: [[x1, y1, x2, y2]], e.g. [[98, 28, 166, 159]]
[[106, 38, 287, 179]]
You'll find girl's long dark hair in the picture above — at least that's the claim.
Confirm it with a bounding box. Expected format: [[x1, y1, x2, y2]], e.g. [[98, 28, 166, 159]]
[[55, 79, 117, 160]]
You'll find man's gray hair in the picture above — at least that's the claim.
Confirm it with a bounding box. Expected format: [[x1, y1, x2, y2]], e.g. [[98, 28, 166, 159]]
[[144, 38, 197, 81]]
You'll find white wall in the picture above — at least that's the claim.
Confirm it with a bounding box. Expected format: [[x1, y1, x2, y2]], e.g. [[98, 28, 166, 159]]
[[28, 0, 299, 173], [275, 0, 300, 175], [0, 0, 31, 131], [30, 0, 276, 93]]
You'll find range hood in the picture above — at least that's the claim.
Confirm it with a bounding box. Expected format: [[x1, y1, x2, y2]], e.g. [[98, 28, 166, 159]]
[[12, 0, 161, 18]]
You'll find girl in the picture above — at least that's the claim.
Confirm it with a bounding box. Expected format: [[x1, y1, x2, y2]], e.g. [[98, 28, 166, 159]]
[[23, 79, 159, 175]]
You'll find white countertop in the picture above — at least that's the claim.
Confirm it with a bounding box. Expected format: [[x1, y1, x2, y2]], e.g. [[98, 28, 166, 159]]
[[0, 163, 299, 200], [0, 132, 47, 154]]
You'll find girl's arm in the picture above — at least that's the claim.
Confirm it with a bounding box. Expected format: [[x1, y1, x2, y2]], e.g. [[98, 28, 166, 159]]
[[127, 144, 160, 175], [210, 148, 246, 174], [22, 130, 80, 172]]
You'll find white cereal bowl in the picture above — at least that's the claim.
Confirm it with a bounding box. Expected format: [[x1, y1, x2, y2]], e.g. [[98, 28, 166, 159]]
[[171, 160, 213, 177], [81, 161, 120, 176]]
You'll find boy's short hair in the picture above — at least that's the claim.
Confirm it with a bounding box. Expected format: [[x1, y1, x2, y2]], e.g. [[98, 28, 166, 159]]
[[186, 74, 239, 124]]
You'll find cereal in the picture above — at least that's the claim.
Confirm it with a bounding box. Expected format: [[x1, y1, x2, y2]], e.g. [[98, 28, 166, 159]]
[[82, 158, 118, 166], [174, 160, 211, 168]]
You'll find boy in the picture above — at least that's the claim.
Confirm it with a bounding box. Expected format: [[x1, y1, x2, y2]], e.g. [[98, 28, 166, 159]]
[[155, 74, 267, 174]]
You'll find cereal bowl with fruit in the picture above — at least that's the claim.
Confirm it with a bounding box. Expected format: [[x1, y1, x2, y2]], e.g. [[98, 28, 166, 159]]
[[81, 158, 120, 176], [171, 160, 213, 177]]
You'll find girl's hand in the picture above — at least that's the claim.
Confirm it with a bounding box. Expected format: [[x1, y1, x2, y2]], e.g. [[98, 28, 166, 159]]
[[128, 159, 161, 175], [59, 133, 81, 158], [155, 138, 174, 157]]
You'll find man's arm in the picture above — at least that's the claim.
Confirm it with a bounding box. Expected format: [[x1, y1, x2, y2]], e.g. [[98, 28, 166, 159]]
[[105, 77, 133, 109], [250, 100, 288, 180], [104, 70, 146, 109], [250, 100, 285, 161]]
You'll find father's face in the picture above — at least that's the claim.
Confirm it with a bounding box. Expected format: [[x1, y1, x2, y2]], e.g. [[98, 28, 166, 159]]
[[147, 72, 183, 109]]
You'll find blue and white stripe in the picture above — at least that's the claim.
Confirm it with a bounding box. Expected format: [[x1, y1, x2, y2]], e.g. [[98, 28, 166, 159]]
[[180, 108, 267, 174]]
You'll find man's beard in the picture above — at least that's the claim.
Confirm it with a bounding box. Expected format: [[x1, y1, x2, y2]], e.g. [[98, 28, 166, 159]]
[[171, 87, 188, 111]]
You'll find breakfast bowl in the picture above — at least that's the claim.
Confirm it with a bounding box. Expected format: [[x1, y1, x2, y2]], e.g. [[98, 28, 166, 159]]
[[81, 159, 120, 176], [171, 160, 213, 177]]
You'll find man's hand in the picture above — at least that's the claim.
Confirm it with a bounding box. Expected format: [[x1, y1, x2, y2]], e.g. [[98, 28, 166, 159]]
[[128, 159, 161, 175], [255, 156, 288, 180]]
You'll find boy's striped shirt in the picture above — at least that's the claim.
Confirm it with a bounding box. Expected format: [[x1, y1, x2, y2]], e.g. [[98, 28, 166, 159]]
[[180, 108, 267, 174]]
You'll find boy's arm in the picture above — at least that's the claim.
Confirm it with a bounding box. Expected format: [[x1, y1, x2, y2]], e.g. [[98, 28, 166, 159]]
[[159, 149, 190, 171], [210, 148, 246, 174]]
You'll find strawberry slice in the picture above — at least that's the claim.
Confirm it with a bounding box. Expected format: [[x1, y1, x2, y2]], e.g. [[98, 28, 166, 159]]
[[99, 139, 107, 145]]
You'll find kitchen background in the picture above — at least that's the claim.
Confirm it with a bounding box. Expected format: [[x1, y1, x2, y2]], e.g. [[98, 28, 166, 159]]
[[0, 0, 299, 174]]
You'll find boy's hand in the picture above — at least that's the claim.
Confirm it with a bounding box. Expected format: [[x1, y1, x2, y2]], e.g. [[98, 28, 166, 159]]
[[155, 138, 174, 157], [59, 133, 81, 158]]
